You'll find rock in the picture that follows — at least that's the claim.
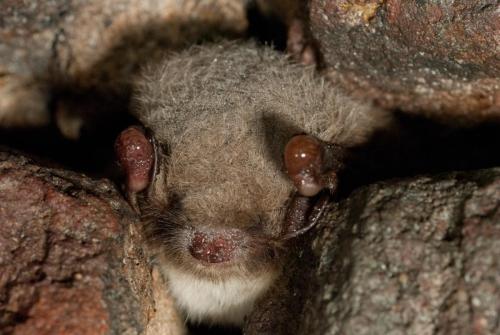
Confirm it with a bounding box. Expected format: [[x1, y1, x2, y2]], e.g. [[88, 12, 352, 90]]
[[0, 150, 184, 335], [309, 0, 500, 124], [0, 0, 247, 127], [245, 168, 500, 335]]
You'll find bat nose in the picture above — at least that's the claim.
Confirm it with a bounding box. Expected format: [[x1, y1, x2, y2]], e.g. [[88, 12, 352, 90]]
[[189, 230, 244, 263]]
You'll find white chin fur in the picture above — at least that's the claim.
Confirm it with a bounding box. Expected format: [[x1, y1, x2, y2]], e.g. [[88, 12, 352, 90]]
[[162, 265, 277, 326]]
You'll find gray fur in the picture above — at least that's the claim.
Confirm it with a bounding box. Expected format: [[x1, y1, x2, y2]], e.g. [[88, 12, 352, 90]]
[[132, 40, 390, 325]]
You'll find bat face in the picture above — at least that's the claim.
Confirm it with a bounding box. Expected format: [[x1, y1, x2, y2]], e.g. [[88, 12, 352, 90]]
[[116, 125, 292, 326], [115, 41, 389, 326]]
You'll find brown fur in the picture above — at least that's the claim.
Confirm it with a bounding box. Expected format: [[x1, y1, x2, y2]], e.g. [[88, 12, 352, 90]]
[[132, 40, 390, 324]]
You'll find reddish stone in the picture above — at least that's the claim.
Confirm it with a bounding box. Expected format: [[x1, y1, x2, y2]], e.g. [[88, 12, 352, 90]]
[[310, 0, 500, 123], [0, 151, 148, 334]]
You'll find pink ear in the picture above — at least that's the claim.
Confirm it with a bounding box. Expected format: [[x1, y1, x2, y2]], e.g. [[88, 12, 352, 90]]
[[115, 126, 154, 194], [284, 135, 325, 197]]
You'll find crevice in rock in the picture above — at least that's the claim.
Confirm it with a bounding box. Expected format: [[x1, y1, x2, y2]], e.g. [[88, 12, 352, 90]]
[[341, 113, 500, 198]]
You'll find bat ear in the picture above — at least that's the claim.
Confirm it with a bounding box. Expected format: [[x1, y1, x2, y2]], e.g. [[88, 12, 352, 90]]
[[284, 134, 345, 197], [115, 126, 167, 212]]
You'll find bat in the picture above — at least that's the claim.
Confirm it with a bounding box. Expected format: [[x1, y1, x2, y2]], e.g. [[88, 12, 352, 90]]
[[115, 40, 390, 326]]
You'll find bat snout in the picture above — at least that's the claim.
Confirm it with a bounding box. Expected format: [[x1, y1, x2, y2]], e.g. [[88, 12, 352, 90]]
[[188, 229, 245, 264]]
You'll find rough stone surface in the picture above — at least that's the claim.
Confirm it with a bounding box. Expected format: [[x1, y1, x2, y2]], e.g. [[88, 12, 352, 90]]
[[245, 168, 500, 335], [0, 150, 184, 335], [0, 0, 247, 127], [310, 0, 500, 123]]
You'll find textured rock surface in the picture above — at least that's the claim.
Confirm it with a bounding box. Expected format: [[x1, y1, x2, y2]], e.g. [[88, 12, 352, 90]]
[[0, 150, 184, 335], [246, 168, 500, 335], [0, 0, 247, 127], [310, 0, 500, 123]]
